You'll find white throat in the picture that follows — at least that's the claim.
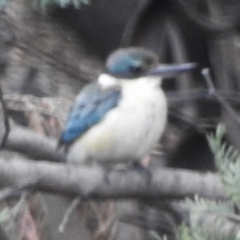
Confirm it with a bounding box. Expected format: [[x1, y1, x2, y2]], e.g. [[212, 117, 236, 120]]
[[98, 74, 118, 87], [98, 73, 162, 88]]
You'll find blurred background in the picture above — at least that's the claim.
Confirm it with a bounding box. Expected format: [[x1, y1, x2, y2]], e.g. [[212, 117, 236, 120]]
[[1, 0, 240, 239]]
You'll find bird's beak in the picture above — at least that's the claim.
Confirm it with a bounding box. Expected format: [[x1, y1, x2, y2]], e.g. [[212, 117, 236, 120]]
[[146, 63, 197, 77]]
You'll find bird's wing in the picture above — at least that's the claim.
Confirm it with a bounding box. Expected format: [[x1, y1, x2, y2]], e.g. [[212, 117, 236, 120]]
[[58, 83, 121, 146]]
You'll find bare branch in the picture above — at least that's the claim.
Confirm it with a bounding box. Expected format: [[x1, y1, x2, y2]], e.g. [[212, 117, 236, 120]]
[[0, 183, 32, 203], [0, 84, 10, 149], [4, 127, 65, 162], [0, 158, 226, 200], [202, 68, 240, 127], [58, 197, 81, 233], [8, 191, 29, 223]]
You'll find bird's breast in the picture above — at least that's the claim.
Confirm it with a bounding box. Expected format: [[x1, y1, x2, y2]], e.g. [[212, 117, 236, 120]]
[[68, 79, 167, 164]]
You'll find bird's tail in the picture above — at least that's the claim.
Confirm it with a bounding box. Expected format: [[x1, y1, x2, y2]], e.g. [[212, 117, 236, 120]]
[[56, 136, 71, 154]]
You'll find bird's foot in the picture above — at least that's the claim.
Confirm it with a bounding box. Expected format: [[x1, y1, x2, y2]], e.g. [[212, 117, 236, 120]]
[[103, 168, 111, 184], [131, 161, 152, 183]]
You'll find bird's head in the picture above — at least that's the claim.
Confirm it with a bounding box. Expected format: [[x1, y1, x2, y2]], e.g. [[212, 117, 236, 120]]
[[101, 47, 197, 84]]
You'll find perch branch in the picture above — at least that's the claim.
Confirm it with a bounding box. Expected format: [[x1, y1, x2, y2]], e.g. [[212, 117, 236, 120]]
[[0, 158, 227, 200], [0, 126, 227, 200]]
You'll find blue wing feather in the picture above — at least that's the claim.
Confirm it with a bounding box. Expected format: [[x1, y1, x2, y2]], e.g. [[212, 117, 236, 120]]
[[59, 83, 121, 145]]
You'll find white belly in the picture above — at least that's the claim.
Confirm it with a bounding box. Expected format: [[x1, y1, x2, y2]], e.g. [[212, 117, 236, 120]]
[[67, 78, 167, 165]]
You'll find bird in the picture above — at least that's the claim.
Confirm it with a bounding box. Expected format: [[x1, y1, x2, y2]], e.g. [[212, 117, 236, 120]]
[[58, 47, 196, 166]]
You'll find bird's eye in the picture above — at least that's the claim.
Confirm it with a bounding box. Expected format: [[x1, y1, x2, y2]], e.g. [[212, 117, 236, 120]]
[[129, 64, 142, 74]]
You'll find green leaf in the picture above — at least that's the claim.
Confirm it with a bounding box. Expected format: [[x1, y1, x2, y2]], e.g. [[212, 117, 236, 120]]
[[207, 124, 240, 200], [177, 224, 193, 240], [148, 230, 166, 240], [0, 207, 10, 223], [0, 0, 7, 10], [72, 0, 81, 8], [33, 0, 90, 9]]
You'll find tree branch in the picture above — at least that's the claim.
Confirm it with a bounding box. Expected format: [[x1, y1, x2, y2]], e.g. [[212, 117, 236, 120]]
[[0, 126, 227, 200], [0, 84, 10, 148], [0, 183, 32, 203], [0, 158, 226, 200], [58, 197, 81, 233], [4, 127, 65, 162]]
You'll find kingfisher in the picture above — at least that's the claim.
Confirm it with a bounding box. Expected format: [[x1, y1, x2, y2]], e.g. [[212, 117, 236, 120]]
[[58, 47, 196, 165]]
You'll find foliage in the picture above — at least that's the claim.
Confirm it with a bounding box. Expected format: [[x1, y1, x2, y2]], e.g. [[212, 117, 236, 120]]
[[186, 196, 235, 218], [208, 124, 240, 201], [185, 196, 238, 240], [34, 0, 90, 9], [176, 224, 193, 240], [175, 124, 240, 240], [0, 207, 10, 223], [0, 0, 90, 10], [138, 125, 240, 240], [148, 230, 167, 240], [0, 0, 6, 9]]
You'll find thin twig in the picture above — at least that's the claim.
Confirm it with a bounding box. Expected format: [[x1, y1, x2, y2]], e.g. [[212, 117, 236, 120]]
[[202, 68, 240, 127], [202, 69, 215, 95], [168, 109, 207, 133], [0, 84, 10, 148], [0, 183, 33, 204], [58, 197, 81, 233], [6, 191, 29, 230], [6, 191, 30, 232], [9, 191, 29, 219]]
